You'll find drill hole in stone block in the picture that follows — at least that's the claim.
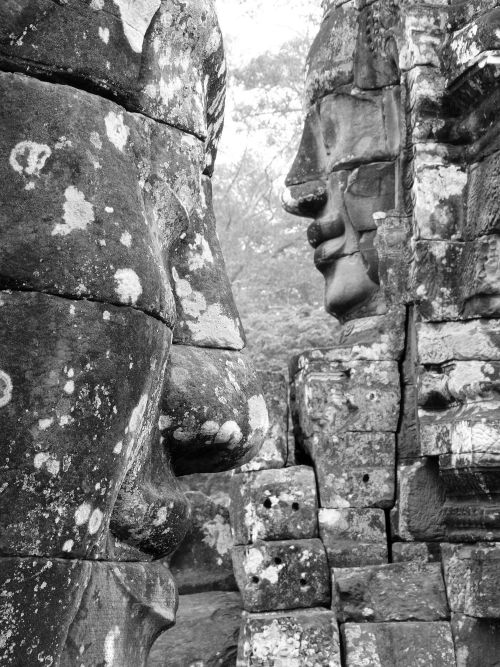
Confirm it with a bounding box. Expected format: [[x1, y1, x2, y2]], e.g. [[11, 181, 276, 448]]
[[263, 498, 272, 509], [300, 578, 307, 587], [291, 502, 300, 511], [251, 576, 259, 584], [362, 474, 370, 484], [274, 557, 282, 565]]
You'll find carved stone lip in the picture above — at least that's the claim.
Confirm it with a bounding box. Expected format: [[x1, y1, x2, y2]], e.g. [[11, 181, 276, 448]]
[[313, 236, 347, 266]]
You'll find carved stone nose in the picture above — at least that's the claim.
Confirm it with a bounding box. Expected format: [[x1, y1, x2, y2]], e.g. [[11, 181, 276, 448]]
[[282, 180, 328, 218]]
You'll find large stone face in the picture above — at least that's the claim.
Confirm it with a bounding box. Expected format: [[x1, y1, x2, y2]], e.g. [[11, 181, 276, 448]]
[[280, 0, 500, 664], [0, 71, 194, 324], [0, 558, 177, 667], [0, 290, 173, 559], [0, 0, 226, 167], [0, 2, 267, 664]]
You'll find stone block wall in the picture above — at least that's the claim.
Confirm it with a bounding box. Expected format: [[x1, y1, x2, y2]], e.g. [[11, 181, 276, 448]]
[[151, 355, 500, 666]]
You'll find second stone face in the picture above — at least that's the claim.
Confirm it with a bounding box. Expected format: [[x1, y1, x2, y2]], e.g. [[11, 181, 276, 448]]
[[230, 466, 318, 545], [232, 539, 330, 613]]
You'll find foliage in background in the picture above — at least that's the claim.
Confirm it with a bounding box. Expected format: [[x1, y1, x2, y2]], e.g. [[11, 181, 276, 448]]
[[213, 0, 339, 372]]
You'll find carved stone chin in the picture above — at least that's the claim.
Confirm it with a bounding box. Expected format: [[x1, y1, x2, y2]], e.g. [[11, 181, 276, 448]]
[[320, 254, 381, 321]]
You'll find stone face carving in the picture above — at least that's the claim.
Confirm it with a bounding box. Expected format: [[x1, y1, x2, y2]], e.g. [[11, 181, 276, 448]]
[[286, 0, 500, 543], [0, 2, 267, 664], [284, 0, 500, 663]]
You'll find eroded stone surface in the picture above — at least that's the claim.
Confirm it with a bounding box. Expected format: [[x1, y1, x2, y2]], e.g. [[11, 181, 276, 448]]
[[147, 592, 242, 667], [451, 613, 500, 667], [0, 558, 176, 667], [390, 459, 447, 542], [0, 71, 203, 324], [230, 466, 317, 546], [231, 539, 330, 613], [342, 622, 456, 667], [238, 609, 341, 667], [442, 543, 500, 618], [319, 508, 388, 567], [236, 371, 288, 472], [293, 359, 400, 452], [392, 542, 444, 564], [0, 0, 226, 165], [0, 290, 174, 559], [313, 432, 395, 509], [333, 562, 449, 623], [172, 176, 245, 349]]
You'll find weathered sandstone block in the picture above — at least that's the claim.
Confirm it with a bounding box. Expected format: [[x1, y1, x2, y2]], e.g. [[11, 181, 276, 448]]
[[332, 562, 449, 623], [237, 609, 341, 667], [232, 539, 330, 613], [392, 542, 443, 564], [342, 621, 456, 667], [230, 466, 317, 545], [319, 508, 387, 567], [442, 543, 500, 618], [390, 458, 447, 542], [293, 360, 400, 452], [313, 432, 395, 509], [451, 613, 500, 667], [236, 371, 288, 472]]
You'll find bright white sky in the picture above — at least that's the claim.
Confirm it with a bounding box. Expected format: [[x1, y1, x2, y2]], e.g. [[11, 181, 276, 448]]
[[216, 0, 320, 65], [214, 0, 321, 166]]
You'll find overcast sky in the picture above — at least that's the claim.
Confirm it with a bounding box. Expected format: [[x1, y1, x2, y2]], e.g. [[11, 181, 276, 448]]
[[216, 0, 321, 65]]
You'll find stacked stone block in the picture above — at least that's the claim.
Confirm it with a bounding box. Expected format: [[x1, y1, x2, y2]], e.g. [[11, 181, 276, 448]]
[[288, 327, 460, 665], [230, 464, 339, 665]]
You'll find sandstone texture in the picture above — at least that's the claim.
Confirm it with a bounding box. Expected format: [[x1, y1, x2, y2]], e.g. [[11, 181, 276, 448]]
[[232, 539, 330, 613], [230, 466, 318, 545], [333, 562, 449, 623], [147, 592, 242, 667], [342, 622, 457, 667], [319, 508, 388, 567], [237, 609, 341, 667]]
